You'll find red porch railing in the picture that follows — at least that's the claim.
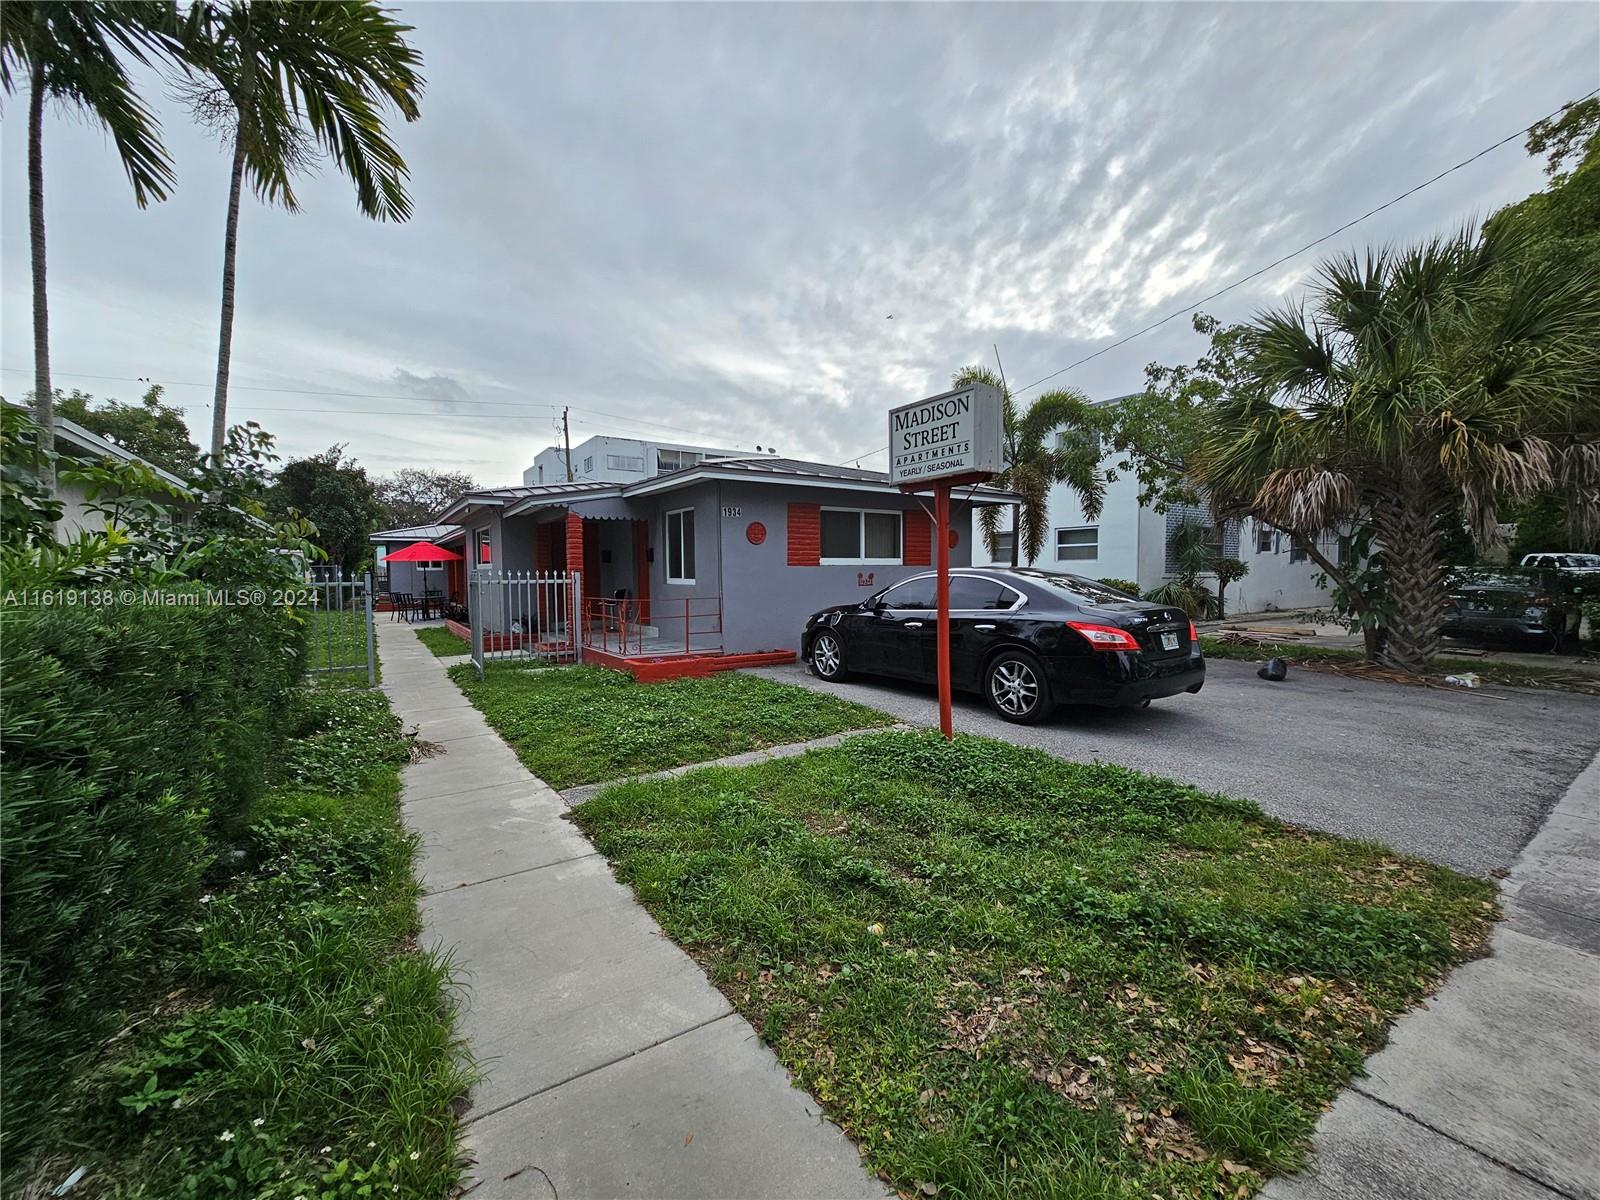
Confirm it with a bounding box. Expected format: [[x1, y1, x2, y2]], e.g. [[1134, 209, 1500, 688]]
[[583, 596, 723, 658]]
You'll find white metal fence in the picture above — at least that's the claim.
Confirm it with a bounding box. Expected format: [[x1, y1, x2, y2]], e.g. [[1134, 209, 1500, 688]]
[[469, 571, 583, 676], [306, 570, 377, 686]]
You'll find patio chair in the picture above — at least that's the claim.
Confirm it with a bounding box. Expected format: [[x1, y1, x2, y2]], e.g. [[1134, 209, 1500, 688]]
[[390, 592, 416, 622]]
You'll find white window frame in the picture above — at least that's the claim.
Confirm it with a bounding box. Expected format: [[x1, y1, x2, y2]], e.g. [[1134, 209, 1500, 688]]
[[1055, 525, 1099, 562], [474, 527, 493, 567], [582, 455, 595, 474], [664, 506, 696, 584], [819, 507, 904, 566]]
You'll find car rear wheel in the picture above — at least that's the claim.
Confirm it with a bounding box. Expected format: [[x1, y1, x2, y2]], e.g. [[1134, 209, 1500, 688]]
[[985, 651, 1054, 724], [810, 631, 850, 681]]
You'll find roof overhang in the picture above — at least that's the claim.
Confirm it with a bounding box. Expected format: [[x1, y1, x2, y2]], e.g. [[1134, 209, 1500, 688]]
[[505, 486, 623, 518], [620, 465, 1020, 505]]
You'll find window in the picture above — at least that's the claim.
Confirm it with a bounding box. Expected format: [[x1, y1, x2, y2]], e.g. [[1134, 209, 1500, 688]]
[[1056, 427, 1102, 458], [656, 449, 701, 474], [879, 576, 936, 609], [665, 508, 695, 583], [475, 528, 492, 566], [1055, 526, 1098, 561], [820, 509, 902, 563], [1256, 527, 1275, 553], [606, 454, 645, 472], [949, 576, 1018, 610], [1289, 542, 1308, 564], [582, 455, 595, 474], [990, 531, 1014, 563]]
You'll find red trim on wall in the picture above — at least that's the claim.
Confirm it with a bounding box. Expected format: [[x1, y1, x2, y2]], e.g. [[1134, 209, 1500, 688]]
[[634, 519, 651, 622], [787, 503, 821, 566], [903, 509, 932, 566]]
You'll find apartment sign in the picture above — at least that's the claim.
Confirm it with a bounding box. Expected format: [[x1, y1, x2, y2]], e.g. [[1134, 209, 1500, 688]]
[[888, 382, 1005, 486]]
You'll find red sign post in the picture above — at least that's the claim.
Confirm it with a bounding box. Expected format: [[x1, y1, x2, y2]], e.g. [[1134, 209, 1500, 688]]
[[889, 383, 1006, 741]]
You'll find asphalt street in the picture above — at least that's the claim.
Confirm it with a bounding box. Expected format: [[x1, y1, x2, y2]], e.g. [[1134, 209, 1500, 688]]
[[749, 657, 1600, 876]]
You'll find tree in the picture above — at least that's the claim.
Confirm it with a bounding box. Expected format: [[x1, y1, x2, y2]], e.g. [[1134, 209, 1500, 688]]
[[270, 444, 381, 573], [178, 1, 424, 459], [1102, 313, 1254, 511], [1199, 223, 1600, 672], [951, 365, 1105, 566], [56, 384, 200, 474], [1, 1, 179, 476], [375, 466, 479, 529]]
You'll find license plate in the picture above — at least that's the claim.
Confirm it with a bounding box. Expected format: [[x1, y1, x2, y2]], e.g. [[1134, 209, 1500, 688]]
[[1160, 631, 1180, 651]]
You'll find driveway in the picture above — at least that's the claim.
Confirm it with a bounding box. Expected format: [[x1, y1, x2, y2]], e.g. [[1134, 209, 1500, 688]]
[[749, 659, 1600, 876]]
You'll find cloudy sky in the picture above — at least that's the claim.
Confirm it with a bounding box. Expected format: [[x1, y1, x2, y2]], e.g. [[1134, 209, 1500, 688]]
[[3, 2, 1597, 486]]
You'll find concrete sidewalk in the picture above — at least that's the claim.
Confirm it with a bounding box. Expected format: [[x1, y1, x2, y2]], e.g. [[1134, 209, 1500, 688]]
[[1263, 750, 1600, 1200], [375, 622, 885, 1200]]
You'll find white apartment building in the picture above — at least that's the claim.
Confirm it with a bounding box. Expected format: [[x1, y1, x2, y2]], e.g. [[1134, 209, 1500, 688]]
[[523, 435, 757, 485], [978, 419, 1336, 615]]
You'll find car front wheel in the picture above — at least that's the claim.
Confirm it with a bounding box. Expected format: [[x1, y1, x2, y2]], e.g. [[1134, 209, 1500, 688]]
[[810, 631, 850, 681], [985, 651, 1053, 724]]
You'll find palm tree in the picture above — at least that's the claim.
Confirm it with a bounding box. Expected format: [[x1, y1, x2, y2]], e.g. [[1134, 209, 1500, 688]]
[[1199, 223, 1600, 672], [1, 1, 178, 474], [952, 365, 1105, 567], [1146, 519, 1249, 619], [178, 1, 423, 459]]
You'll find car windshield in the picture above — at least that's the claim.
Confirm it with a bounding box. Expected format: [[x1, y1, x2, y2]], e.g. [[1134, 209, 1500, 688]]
[[1450, 569, 1539, 591], [1012, 570, 1137, 606]]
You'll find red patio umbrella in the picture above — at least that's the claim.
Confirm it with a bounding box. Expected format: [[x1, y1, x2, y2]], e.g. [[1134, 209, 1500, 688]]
[[384, 540, 463, 563], [383, 541, 465, 616]]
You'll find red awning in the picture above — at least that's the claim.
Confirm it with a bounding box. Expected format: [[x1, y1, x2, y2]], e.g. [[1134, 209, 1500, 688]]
[[384, 540, 464, 563]]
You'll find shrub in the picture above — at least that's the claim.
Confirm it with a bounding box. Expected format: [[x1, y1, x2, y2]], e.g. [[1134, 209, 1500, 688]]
[[1097, 577, 1142, 597], [1586, 597, 1600, 649], [0, 599, 305, 1163]]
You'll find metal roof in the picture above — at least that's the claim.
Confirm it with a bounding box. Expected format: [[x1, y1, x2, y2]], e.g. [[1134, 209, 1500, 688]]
[[369, 522, 463, 544], [622, 454, 1020, 502]]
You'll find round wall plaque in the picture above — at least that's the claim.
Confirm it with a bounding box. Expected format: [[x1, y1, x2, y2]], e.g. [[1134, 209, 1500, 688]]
[[746, 521, 768, 545]]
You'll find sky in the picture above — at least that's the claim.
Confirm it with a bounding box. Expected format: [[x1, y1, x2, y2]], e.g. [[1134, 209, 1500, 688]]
[[2, 1, 1597, 487]]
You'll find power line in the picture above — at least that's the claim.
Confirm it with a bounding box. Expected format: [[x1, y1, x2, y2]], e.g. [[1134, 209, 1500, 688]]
[[837, 86, 1598, 466], [1011, 87, 1598, 396]]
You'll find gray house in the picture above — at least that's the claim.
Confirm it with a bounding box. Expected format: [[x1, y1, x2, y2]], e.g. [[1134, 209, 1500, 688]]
[[433, 455, 1017, 668]]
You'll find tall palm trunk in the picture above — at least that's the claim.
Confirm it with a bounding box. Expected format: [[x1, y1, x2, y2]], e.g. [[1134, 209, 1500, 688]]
[[1010, 503, 1020, 567], [1373, 471, 1449, 673], [27, 57, 54, 480], [210, 129, 246, 462]]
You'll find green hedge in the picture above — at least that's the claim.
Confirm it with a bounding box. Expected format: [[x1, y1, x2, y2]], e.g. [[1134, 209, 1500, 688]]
[[0, 600, 305, 1164]]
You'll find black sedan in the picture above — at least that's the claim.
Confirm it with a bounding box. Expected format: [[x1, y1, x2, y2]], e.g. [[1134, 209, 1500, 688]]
[[800, 569, 1204, 723]]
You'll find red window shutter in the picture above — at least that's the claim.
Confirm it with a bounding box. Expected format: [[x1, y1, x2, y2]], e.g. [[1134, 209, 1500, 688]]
[[787, 503, 821, 566], [903, 510, 931, 566]]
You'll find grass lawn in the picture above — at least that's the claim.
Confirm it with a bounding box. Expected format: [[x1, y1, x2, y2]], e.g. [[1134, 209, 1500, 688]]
[[448, 663, 894, 789], [39, 688, 475, 1197], [1199, 635, 1600, 695], [415, 624, 471, 657], [571, 731, 1495, 1199]]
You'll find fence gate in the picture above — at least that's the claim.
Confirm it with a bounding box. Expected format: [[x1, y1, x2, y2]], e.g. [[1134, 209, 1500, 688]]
[[306, 568, 377, 686], [469, 571, 583, 676]]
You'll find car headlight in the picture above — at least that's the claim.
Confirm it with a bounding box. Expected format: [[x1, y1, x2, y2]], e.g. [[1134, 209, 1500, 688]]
[[1524, 605, 1548, 620]]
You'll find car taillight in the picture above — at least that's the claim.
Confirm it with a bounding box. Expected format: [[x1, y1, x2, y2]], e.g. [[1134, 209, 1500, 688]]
[[1066, 621, 1141, 651], [1187, 620, 1198, 643]]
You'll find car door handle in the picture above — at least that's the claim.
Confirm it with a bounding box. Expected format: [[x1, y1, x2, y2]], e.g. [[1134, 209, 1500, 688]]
[[974, 623, 996, 632], [903, 621, 924, 628]]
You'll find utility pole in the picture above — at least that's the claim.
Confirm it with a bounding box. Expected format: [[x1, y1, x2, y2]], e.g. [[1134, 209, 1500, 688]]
[[562, 406, 574, 481]]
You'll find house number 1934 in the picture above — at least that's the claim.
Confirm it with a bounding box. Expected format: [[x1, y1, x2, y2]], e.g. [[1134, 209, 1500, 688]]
[[721, 505, 742, 517]]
